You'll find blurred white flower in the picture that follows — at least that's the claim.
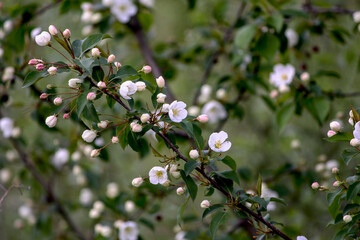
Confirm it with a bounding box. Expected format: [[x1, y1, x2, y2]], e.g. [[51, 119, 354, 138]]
[[169, 101, 188, 123], [261, 183, 278, 211], [353, 121, 360, 140], [2, 66, 15, 82], [201, 100, 227, 124], [106, 182, 119, 198], [285, 29, 298, 47], [353, 11, 360, 23], [297, 236, 308, 240], [111, 0, 137, 23], [0, 117, 14, 138], [31, 27, 41, 39], [0, 168, 11, 183], [270, 64, 295, 88], [175, 231, 188, 240], [120, 81, 137, 99], [149, 166, 168, 184], [79, 188, 93, 206], [140, 0, 154, 8], [35, 31, 51, 46], [125, 200, 135, 213], [208, 131, 231, 152], [119, 221, 139, 240], [326, 160, 339, 171], [51, 148, 70, 169]]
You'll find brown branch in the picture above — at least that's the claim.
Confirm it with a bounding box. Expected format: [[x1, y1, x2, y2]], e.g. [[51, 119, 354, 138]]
[[0, 184, 22, 208], [192, 2, 247, 106], [127, 16, 176, 103], [303, 1, 354, 15]]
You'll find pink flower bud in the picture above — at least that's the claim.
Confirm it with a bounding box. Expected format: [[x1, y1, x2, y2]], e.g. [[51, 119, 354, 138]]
[[45, 115, 57, 128], [156, 76, 165, 88], [176, 187, 185, 195], [197, 114, 208, 123], [48, 25, 58, 35], [90, 149, 100, 158], [91, 48, 100, 58], [107, 54, 115, 63], [53, 97, 62, 106], [28, 59, 42, 65], [142, 65, 152, 74], [327, 130, 336, 138], [63, 113, 70, 119], [270, 90, 278, 99], [332, 167, 339, 174], [97, 81, 106, 89], [131, 123, 143, 133], [311, 182, 320, 190], [36, 64, 45, 71], [200, 200, 210, 209], [40, 93, 48, 99], [87, 92, 96, 101], [330, 121, 341, 132], [97, 121, 107, 129], [114, 62, 122, 70], [333, 181, 341, 187], [132, 177, 143, 187], [63, 29, 71, 39], [112, 136, 119, 144], [47, 66, 57, 75], [350, 138, 360, 147]]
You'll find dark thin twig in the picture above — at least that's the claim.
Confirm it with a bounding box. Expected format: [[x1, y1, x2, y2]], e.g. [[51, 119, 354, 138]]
[[192, 2, 247, 106]]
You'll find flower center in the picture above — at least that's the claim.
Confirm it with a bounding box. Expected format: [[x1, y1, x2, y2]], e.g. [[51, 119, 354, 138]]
[[156, 171, 163, 177], [124, 226, 132, 233], [281, 74, 288, 81], [120, 5, 127, 11], [172, 109, 180, 117], [215, 140, 222, 149]]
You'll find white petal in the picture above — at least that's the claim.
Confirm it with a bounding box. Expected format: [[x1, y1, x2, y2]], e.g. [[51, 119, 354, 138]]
[[217, 131, 228, 142], [220, 141, 231, 152]]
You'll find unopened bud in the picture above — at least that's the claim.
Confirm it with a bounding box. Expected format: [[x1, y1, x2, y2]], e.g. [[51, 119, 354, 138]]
[[162, 180, 171, 187], [125, 200, 135, 213], [114, 62, 121, 70], [40, 93, 48, 99], [156, 76, 165, 88], [36, 64, 45, 71], [157, 93, 166, 103], [107, 54, 115, 63], [111, 136, 119, 143], [63, 113, 70, 119], [97, 81, 106, 89], [87, 92, 96, 101], [300, 72, 310, 82], [176, 187, 185, 195], [53, 97, 62, 106], [97, 121, 107, 129], [47, 66, 57, 75], [216, 88, 227, 101], [330, 121, 341, 132], [200, 200, 210, 209], [197, 114, 208, 123], [28, 59, 42, 65], [350, 138, 360, 147], [131, 123, 142, 133], [91, 48, 100, 58], [171, 171, 181, 179], [141, 65, 152, 74], [63, 29, 71, 39], [140, 113, 151, 123], [189, 149, 199, 159], [135, 81, 146, 91], [45, 115, 57, 128], [343, 215, 352, 223], [90, 149, 100, 158], [333, 181, 341, 187], [48, 25, 58, 35], [311, 182, 320, 190], [332, 167, 339, 174], [327, 130, 336, 138], [349, 118, 354, 126], [132, 177, 143, 187], [270, 90, 278, 99]]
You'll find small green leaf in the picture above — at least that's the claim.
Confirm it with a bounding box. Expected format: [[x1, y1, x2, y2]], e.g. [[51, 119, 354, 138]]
[[202, 205, 223, 220], [324, 132, 354, 143], [177, 196, 190, 227], [341, 148, 360, 165], [304, 97, 330, 125], [276, 103, 295, 130], [255, 34, 280, 61], [269, 197, 287, 206], [23, 71, 49, 88], [116, 65, 139, 79], [267, 13, 283, 32], [221, 156, 237, 172], [210, 210, 228, 239], [184, 160, 200, 176], [77, 91, 89, 117], [72, 39, 82, 58], [257, 174, 262, 197], [347, 181, 360, 201], [234, 25, 257, 50], [327, 189, 343, 219], [118, 125, 130, 150], [81, 33, 111, 54], [216, 170, 240, 185], [180, 170, 198, 201]]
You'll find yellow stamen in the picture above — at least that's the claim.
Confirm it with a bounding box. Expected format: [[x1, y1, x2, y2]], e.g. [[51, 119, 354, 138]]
[[215, 140, 222, 149], [172, 109, 179, 116], [156, 171, 163, 177], [281, 74, 288, 81]]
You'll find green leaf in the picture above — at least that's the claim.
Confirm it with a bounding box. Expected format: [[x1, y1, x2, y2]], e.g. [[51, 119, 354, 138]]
[[184, 160, 200, 176], [118, 125, 130, 150], [257, 174, 262, 196], [347, 181, 360, 201], [22, 71, 49, 88], [82, 104, 100, 123], [304, 97, 330, 125], [180, 122, 204, 150], [139, 218, 155, 231], [149, 144, 163, 158], [216, 170, 240, 185], [77, 91, 89, 117], [81, 33, 111, 54], [324, 132, 354, 143], [269, 197, 287, 206], [92, 66, 104, 82], [341, 148, 360, 165], [234, 25, 257, 50], [327, 189, 343, 219], [116, 65, 139, 79], [221, 156, 237, 172], [180, 170, 198, 201], [202, 205, 223, 220], [177, 196, 190, 227], [276, 103, 295, 131], [210, 211, 228, 239], [267, 13, 283, 32], [72, 39, 82, 58], [255, 34, 280, 61]]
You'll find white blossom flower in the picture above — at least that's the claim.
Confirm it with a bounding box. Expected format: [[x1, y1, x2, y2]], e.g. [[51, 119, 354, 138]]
[[119, 221, 139, 240], [125, 200, 135, 213], [135, 81, 146, 91], [175, 231, 189, 240], [269, 64, 295, 88], [285, 29, 298, 47], [82, 130, 97, 143], [31, 27, 41, 39], [0, 168, 11, 183], [201, 100, 227, 124], [353, 121, 360, 140], [188, 106, 200, 116], [208, 131, 231, 152], [111, 0, 137, 23], [2, 66, 14, 82], [169, 100, 188, 123], [68, 78, 83, 88], [79, 188, 93, 206], [140, 0, 154, 8], [261, 183, 278, 211], [296, 237, 308, 240], [149, 166, 168, 184], [106, 182, 119, 198], [0, 117, 14, 138], [35, 31, 51, 46], [120, 81, 137, 99], [51, 148, 70, 169], [353, 11, 360, 23], [200, 200, 210, 208]]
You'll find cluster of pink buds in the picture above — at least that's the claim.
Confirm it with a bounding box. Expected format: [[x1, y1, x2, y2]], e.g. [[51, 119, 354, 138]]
[[327, 120, 342, 137]]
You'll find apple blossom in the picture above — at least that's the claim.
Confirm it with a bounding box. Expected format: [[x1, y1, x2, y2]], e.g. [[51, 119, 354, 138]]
[[350, 138, 360, 147], [114, 61, 122, 70], [112, 136, 119, 143], [63, 29, 71, 39], [125, 200, 135, 213], [311, 182, 320, 190], [157, 93, 166, 103], [107, 54, 115, 63], [45, 115, 57, 128], [330, 121, 341, 132], [82, 130, 97, 143], [156, 76, 165, 88], [140, 0, 154, 8], [176, 187, 185, 195], [188, 106, 200, 116], [106, 182, 119, 198], [200, 200, 210, 209], [141, 65, 152, 73], [90, 149, 100, 158], [140, 113, 151, 123], [36, 64, 45, 71], [353, 122, 360, 140], [97, 81, 106, 89], [2, 66, 14, 81], [48, 25, 58, 35], [132, 177, 143, 187], [63, 113, 70, 119], [91, 48, 100, 57], [40, 93, 48, 99], [297, 237, 308, 240], [162, 103, 170, 113], [111, 0, 137, 23], [28, 59, 42, 65], [119, 221, 139, 240], [343, 215, 352, 223], [89, 209, 100, 219], [131, 123, 142, 133], [332, 167, 339, 174], [189, 149, 199, 159], [135, 81, 146, 91], [208, 131, 231, 152], [353, 11, 360, 23], [53, 97, 62, 106], [285, 29, 298, 47], [327, 130, 336, 138], [0, 117, 14, 138], [270, 64, 295, 88], [47, 66, 57, 75], [31, 27, 41, 39], [197, 114, 208, 123], [169, 100, 187, 123], [119, 81, 137, 99], [51, 148, 69, 169], [201, 100, 227, 123], [35, 31, 51, 46], [300, 72, 310, 82], [216, 88, 227, 101], [333, 181, 341, 187], [87, 92, 96, 101], [91, 13, 102, 24], [149, 166, 168, 185], [97, 121, 108, 129]]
